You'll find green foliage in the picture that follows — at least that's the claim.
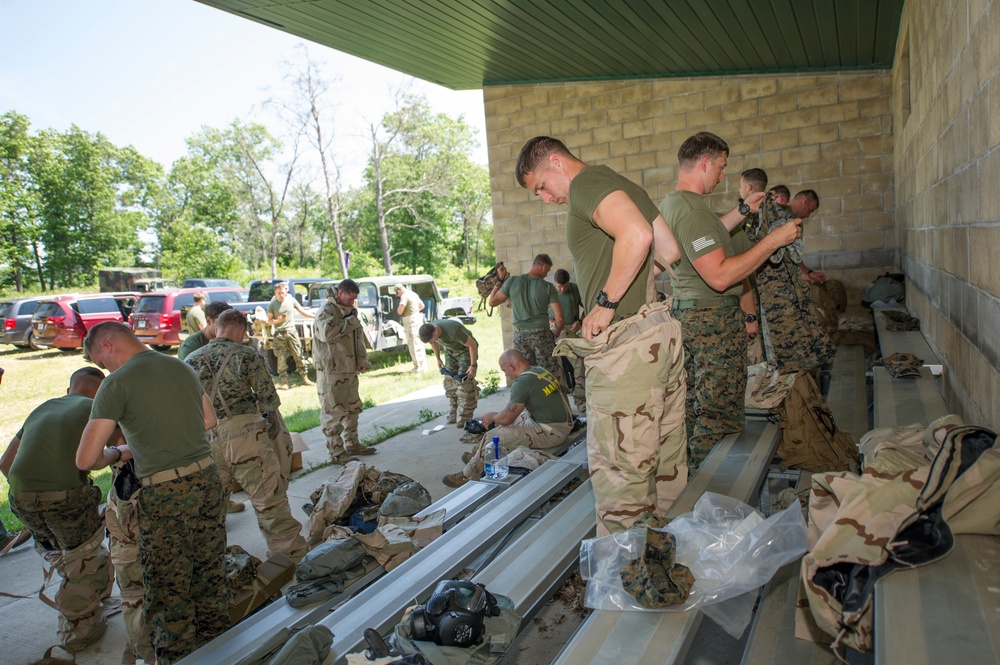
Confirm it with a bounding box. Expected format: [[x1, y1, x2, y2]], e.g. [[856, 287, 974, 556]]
[[480, 369, 501, 397]]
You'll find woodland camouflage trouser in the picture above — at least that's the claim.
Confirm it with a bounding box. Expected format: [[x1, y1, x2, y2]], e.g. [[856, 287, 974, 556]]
[[138, 465, 229, 665], [9, 483, 113, 651], [674, 304, 746, 470], [757, 262, 836, 372], [106, 482, 155, 663], [272, 329, 308, 378], [513, 327, 562, 384], [318, 371, 363, 458], [214, 414, 309, 562], [555, 302, 687, 536], [442, 348, 478, 423]]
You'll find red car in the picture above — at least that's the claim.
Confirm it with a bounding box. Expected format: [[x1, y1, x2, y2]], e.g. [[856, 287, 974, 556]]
[[129, 286, 247, 350], [31, 293, 140, 351]]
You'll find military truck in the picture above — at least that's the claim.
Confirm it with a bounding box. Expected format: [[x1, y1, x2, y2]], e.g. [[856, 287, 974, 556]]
[[98, 268, 163, 293], [235, 275, 442, 374]]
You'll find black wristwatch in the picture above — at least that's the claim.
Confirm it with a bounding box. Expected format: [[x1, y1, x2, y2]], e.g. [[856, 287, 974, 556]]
[[596, 291, 619, 310], [738, 198, 751, 216], [746, 313, 757, 323]]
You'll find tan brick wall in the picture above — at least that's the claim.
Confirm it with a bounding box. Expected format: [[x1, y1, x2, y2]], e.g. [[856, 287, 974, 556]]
[[484, 71, 894, 342], [893, 0, 1000, 432]]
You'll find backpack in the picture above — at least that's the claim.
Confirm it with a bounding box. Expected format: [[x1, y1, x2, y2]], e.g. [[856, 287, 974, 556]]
[[774, 372, 860, 473], [475, 263, 504, 316]]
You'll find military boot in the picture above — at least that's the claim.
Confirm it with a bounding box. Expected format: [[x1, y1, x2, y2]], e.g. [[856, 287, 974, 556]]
[[345, 443, 377, 456], [330, 452, 359, 465], [279, 374, 291, 390], [300, 372, 314, 386], [446, 411, 457, 424], [442, 472, 469, 488]]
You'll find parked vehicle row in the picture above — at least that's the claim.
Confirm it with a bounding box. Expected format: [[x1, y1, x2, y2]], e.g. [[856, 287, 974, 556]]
[[129, 286, 247, 350], [31, 292, 140, 351]]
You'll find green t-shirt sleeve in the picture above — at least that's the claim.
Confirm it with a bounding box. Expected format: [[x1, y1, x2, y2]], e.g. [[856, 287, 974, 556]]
[[572, 170, 624, 222], [267, 300, 279, 317], [508, 377, 529, 405], [675, 208, 730, 261], [90, 380, 124, 423], [546, 282, 559, 304], [499, 277, 513, 298]]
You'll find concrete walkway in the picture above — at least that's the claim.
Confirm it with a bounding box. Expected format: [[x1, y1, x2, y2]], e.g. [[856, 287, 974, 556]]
[[1, 384, 513, 665]]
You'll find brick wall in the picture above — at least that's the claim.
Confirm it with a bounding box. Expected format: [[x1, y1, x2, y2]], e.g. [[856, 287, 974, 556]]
[[484, 71, 894, 342], [893, 0, 1000, 430]]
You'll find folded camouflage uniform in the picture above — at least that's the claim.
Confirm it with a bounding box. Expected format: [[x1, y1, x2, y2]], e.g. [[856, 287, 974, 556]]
[[876, 352, 923, 378], [620, 527, 695, 609], [881, 309, 921, 331]]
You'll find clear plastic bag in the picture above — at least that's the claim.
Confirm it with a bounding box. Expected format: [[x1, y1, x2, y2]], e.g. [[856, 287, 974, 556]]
[[580, 492, 808, 638]]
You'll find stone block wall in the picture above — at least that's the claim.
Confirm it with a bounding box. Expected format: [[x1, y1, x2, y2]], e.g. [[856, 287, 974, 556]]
[[483, 71, 894, 341], [893, 0, 1000, 430]]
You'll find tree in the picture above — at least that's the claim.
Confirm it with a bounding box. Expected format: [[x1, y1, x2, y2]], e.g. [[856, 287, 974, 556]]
[[362, 93, 481, 275], [31, 126, 159, 288], [0, 111, 44, 291], [278, 47, 350, 279]]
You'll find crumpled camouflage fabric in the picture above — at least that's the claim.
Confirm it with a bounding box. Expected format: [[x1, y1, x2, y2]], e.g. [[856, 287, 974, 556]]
[[877, 352, 923, 378], [379, 481, 432, 518], [620, 528, 694, 608], [799, 417, 1000, 653], [225, 545, 261, 595], [354, 524, 417, 571], [881, 309, 921, 331]]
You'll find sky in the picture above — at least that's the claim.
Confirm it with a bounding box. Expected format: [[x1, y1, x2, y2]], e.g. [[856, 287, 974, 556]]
[[0, 0, 489, 186]]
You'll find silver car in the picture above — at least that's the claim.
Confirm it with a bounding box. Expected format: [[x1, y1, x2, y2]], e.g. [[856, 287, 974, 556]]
[[0, 297, 43, 349]]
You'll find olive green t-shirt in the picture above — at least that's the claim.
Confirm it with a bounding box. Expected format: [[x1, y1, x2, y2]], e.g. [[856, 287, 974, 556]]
[[177, 329, 208, 361], [90, 350, 211, 478], [660, 190, 742, 299], [8, 393, 94, 493], [567, 165, 659, 318], [432, 319, 474, 352], [509, 367, 572, 425], [267, 296, 302, 331], [500, 274, 558, 329], [550, 283, 583, 326], [185, 305, 206, 334]]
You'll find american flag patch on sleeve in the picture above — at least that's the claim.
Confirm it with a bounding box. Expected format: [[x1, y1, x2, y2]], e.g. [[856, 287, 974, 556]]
[[691, 236, 716, 252]]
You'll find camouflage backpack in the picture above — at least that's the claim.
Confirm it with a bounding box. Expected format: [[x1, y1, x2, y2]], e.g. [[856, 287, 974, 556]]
[[475, 263, 504, 316]]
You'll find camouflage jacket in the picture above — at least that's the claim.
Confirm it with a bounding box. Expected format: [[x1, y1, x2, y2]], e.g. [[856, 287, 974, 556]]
[[185, 338, 280, 420], [745, 192, 804, 266], [313, 297, 368, 375]]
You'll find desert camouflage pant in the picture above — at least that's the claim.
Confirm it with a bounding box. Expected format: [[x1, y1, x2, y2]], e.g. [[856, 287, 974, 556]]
[[757, 262, 836, 372], [555, 301, 688, 536], [558, 329, 587, 410], [318, 370, 363, 457], [442, 348, 478, 422], [106, 482, 155, 663], [402, 313, 426, 370], [9, 484, 113, 651], [675, 305, 747, 470], [513, 327, 562, 384], [462, 414, 574, 479], [137, 465, 229, 665], [214, 414, 309, 562], [272, 329, 308, 378]]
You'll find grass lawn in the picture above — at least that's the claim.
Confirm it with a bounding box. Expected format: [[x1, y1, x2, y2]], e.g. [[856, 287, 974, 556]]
[[0, 306, 505, 532]]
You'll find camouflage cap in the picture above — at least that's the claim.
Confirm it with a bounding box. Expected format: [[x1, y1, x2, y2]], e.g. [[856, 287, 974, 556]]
[[878, 352, 923, 378]]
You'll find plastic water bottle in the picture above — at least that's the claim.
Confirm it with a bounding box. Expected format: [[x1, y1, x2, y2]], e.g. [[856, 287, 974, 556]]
[[484, 435, 508, 479]]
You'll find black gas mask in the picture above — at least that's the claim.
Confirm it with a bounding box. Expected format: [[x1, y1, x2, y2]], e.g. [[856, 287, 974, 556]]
[[409, 580, 500, 647]]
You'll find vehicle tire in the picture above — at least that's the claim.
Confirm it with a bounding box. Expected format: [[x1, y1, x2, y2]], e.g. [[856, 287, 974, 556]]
[[152, 345, 173, 353], [27, 331, 43, 351], [58, 347, 79, 354]]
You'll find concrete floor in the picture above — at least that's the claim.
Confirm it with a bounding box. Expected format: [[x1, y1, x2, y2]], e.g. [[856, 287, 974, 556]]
[[1, 382, 512, 665]]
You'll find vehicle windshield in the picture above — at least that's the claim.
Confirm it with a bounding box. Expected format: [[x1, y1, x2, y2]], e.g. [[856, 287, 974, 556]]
[[134, 296, 166, 314], [75, 297, 122, 314]]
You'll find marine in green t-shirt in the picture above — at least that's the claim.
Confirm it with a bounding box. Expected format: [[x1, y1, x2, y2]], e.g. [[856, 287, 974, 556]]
[[2, 369, 106, 493], [507, 366, 573, 425], [177, 328, 207, 361], [497, 272, 560, 330]]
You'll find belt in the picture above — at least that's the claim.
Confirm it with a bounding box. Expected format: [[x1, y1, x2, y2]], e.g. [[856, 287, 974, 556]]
[[140, 456, 215, 487], [11, 482, 92, 502], [672, 295, 740, 311], [514, 326, 549, 332]]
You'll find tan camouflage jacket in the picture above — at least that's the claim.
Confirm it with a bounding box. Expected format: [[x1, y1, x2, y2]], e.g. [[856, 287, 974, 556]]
[[313, 297, 368, 375]]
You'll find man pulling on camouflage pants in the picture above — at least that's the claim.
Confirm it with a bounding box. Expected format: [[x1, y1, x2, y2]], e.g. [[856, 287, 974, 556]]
[[443, 349, 574, 487], [186, 309, 310, 562], [659, 132, 801, 469], [419, 319, 480, 427], [313, 279, 378, 463], [80, 322, 228, 665], [267, 281, 315, 389], [1, 367, 113, 652], [516, 136, 687, 536]]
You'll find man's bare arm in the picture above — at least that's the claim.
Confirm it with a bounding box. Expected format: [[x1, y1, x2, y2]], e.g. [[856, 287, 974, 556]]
[[77, 419, 121, 470], [719, 192, 765, 231], [202, 393, 217, 430], [0, 436, 20, 478], [691, 220, 801, 292], [485, 401, 525, 428]]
